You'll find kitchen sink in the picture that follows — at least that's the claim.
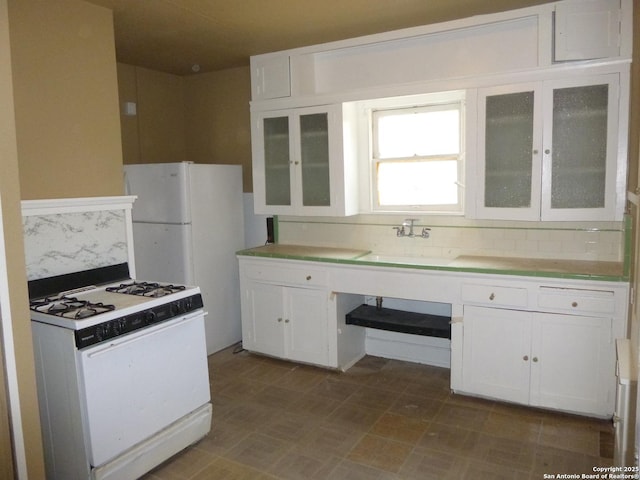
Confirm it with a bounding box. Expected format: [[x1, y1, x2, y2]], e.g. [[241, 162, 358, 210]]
[[354, 253, 453, 267]]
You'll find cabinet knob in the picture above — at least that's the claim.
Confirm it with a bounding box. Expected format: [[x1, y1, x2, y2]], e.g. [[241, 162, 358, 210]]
[[285, 319, 290, 323], [523, 355, 529, 361], [533, 149, 539, 155], [571, 301, 578, 308], [489, 293, 495, 301], [544, 149, 551, 155], [533, 357, 538, 363], [277, 317, 283, 323], [306, 275, 312, 281], [294, 161, 300, 165]]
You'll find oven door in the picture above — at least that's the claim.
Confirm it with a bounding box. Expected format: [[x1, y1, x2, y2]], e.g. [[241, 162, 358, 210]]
[[77, 311, 210, 467]]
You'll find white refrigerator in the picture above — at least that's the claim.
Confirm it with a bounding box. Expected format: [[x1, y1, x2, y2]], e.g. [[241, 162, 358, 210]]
[[124, 162, 245, 355]]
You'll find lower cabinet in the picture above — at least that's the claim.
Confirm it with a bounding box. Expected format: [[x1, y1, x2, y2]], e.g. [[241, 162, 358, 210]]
[[238, 255, 627, 415], [241, 280, 329, 366], [462, 305, 612, 416]]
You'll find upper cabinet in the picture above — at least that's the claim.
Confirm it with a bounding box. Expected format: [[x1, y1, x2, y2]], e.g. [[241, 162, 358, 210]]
[[249, 0, 631, 219], [474, 73, 622, 221], [251, 55, 291, 101], [251, 104, 358, 216], [554, 0, 622, 61], [249, 0, 630, 106]]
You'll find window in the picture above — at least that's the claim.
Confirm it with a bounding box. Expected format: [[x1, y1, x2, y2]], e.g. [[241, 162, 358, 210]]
[[359, 92, 465, 213]]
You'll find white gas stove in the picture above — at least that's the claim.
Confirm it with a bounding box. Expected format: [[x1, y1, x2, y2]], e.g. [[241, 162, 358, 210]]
[[29, 263, 204, 346], [29, 263, 212, 480]]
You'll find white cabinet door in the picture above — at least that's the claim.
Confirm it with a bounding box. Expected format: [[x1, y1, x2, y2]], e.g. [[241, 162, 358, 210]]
[[251, 55, 291, 101], [241, 279, 329, 366], [475, 83, 543, 221], [554, 0, 621, 61], [541, 74, 619, 221], [530, 312, 612, 416], [252, 104, 356, 216], [243, 282, 286, 359], [253, 111, 293, 213], [285, 286, 328, 365], [462, 306, 531, 405], [475, 74, 621, 221], [462, 305, 614, 416]]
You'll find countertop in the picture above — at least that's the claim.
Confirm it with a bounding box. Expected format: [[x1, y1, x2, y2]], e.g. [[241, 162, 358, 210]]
[[237, 243, 371, 260], [448, 255, 625, 280], [237, 244, 628, 282]]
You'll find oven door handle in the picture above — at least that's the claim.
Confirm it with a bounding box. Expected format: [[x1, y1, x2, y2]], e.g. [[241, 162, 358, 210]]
[[84, 310, 205, 358]]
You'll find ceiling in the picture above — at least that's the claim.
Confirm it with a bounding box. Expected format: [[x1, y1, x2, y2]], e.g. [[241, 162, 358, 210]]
[[84, 0, 555, 76]]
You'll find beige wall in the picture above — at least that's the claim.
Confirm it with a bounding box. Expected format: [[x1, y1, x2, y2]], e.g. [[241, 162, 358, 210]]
[[0, 2, 15, 471], [1, 0, 45, 478], [9, 0, 124, 200], [117, 63, 186, 164], [2, 0, 127, 475], [183, 67, 252, 192], [117, 63, 253, 191], [628, 3, 640, 192], [117, 63, 141, 165], [628, 0, 640, 393], [136, 66, 187, 163]]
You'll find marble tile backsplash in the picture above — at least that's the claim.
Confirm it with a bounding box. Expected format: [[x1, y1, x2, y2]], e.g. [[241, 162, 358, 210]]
[[23, 210, 128, 280], [277, 215, 627, 262]]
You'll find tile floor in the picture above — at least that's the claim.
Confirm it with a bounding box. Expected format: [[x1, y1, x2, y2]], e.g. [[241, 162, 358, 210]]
[[143, 345, 614, 480]]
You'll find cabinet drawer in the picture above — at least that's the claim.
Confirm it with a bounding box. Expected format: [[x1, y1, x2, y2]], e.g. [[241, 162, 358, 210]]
[[538, 286, 615, 315], [462, 283, 528, 308], [243, 262, 328, 287]]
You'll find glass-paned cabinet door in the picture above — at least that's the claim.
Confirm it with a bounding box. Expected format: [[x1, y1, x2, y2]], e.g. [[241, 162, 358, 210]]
[[253, 104, 348, 216], [476, 84, 543, 220], [299, 112, 331, 207], [542, 75, 619, 220], [263, 115, 292, 207]]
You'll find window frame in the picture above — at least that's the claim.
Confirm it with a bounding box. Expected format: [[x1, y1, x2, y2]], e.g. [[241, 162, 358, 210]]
[[354, 91, 466, 215]]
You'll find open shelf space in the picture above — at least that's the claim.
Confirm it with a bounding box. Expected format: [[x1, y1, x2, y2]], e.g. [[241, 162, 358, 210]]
[[346, 304, 451, 339]]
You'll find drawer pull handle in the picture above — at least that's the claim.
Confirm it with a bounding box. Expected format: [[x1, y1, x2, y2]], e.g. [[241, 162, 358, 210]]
[[489, 293, 495, 301], [523, 355, 529, 361], [533, 357, 538, 363], [306, 275, 312, 281], [571, 301, 578, 308]]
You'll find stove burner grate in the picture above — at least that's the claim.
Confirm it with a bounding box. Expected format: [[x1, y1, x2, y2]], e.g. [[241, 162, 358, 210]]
[[30, 296, 116, 319], [106, 281, 187, 298]]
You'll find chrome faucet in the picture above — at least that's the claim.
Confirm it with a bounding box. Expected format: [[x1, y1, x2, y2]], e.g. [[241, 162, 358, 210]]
[[403, 219, 419, 237], [392, 219, 430, 238]]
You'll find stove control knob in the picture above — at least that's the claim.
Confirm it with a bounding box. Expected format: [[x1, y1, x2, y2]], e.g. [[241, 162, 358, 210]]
[[98, 323, 111, 341], [145, 310, 156, 324], [170, 302, 181, 316], [113, 319, 126, 336], [184, 298, 192, 311]]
